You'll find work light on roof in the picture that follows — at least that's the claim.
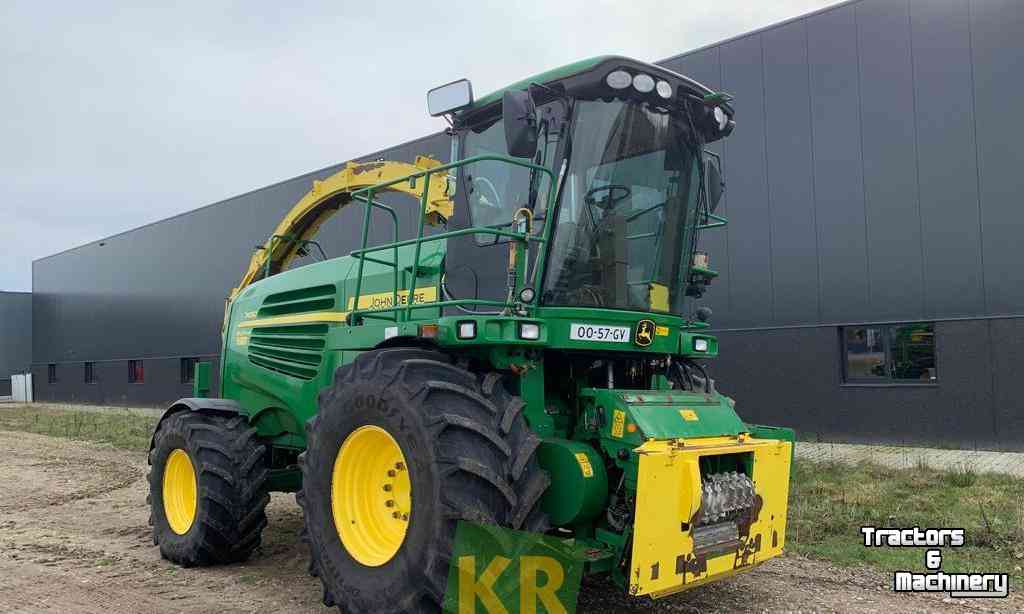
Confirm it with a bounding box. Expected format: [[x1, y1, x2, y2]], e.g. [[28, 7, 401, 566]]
[[632, 73, 655, 93], [655, 80, 672, 99], [713, 106, 728, 131], [606, 70, 632, 89]]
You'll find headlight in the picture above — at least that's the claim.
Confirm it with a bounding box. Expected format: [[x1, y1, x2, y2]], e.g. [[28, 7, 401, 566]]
[[519, 322, 540, 340], [713, 106, 728, 130], [632, 73, 655, 93], [655, 80, 672, 99], [693, 338, 709, 352], [457, 321, 476, 340], [606, 70, 631, 90]]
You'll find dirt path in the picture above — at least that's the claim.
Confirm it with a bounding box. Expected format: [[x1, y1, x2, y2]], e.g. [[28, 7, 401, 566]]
[[0, 430, 1019, 614]]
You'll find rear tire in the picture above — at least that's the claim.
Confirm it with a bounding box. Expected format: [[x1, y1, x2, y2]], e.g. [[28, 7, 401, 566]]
[[148, 411, 270, 566], [299, 347, 550, 613]]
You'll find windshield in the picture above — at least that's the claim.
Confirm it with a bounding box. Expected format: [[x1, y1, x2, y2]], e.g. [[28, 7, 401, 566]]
[[542, 99, 701, 313], [459, 106, 558, 245]]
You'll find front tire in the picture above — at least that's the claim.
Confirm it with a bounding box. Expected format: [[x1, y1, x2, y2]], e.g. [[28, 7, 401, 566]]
[[148, 411, 270, 566], [299, 348, 550, 613]]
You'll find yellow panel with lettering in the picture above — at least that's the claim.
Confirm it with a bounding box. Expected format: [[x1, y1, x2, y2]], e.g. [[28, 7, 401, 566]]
[[347, 286, 438, 311], [611, 410, 626, 438], [574, 452, 594, 478]]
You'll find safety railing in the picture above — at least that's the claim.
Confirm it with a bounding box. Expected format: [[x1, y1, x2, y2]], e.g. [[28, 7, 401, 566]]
[[346, 154, 558, 324]]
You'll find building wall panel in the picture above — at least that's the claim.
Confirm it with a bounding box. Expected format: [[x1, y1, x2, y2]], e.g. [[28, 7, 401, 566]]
[[910, 0, 984, 318], [856, 0, 925, 321], [805, 4, 871, 324], [718, 35, 773, 328], [970, 0, 1024, 315], [713, 318, 1016, 450], [762, 21, 820, 325], [0, 292, 32, 378]]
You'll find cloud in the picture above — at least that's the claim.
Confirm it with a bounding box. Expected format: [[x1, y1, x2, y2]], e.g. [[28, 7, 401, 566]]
[[0, 0, 840, 291]]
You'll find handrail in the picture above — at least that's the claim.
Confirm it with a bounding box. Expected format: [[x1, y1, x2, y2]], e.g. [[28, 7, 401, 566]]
[[698, 212, 728, 230], [350, 194, 400, 319], [347, 154, 558, 324]]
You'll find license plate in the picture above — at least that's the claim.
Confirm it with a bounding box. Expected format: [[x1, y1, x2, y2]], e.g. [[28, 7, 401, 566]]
[[569, 323, 631, 343]]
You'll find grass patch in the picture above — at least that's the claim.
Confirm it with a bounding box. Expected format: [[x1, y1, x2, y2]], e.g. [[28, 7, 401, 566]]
[[0, 404, 157, 451], [788, 458, 1024, 585]]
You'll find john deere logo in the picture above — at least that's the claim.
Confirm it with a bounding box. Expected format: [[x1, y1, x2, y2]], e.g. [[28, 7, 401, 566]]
[[635, 320, 655, 347]]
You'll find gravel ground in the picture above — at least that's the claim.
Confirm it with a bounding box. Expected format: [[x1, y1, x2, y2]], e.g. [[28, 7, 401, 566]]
[[0, 427, 1021, 613]]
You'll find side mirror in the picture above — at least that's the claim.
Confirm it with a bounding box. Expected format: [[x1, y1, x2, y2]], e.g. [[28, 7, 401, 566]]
[[427, 79, 473, 117], [502, 90, 538, 158], [705, 158, 725, 213]]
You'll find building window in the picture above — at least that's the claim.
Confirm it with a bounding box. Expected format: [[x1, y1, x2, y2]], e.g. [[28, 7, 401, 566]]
[[84, 362, 96, 384], [842, 323, 937, 384], [180, 357, 199, 384], [128, 360, 144, 384], [48, 363, 57, 383]]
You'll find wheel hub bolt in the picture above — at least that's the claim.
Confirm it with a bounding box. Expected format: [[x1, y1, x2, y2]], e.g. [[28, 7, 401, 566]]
[[387, 469, 396, 477], [395, 462, 405, 471], [385, 500, 395, 508], [383, 484, 392, 492]]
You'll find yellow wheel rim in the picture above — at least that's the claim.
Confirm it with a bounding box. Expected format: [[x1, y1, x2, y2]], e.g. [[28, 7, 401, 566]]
[[163, 448, 198, 535], [331, 425, 412, 567]]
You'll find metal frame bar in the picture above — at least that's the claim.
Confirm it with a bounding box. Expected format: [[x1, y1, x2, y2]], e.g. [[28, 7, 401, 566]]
[[346, 154, 558, 324]]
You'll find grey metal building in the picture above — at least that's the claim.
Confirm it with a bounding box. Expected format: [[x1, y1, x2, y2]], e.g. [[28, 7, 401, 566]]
[[16, 0, 1024, 449], [0, 291, 32, 397]]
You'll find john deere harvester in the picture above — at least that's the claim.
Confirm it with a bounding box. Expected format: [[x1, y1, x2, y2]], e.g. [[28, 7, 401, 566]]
[[147, 55, 793, 612]]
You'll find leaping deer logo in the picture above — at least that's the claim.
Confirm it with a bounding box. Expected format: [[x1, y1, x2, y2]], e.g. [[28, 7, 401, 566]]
[[635, 320, 655, 347]]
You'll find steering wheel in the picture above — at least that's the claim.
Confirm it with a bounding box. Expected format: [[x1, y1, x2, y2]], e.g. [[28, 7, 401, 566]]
[[584, 184, 631, 210], [472, 176, 502, 210]]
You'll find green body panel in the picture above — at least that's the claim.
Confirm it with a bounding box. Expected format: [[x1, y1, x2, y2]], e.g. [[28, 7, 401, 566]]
[[192, 361, 211, 397], [536, 439, 608, 526], [466, 56, 617, 111], [463, 55, 725, 115], [221, 242, 444, 445], [746, 423, 797, 465], [580, 388, 746, 442]]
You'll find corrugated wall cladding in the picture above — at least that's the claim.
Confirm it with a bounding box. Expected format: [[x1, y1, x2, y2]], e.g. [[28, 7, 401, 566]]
[[660, 0, 1024, 329], [32, 134, 449, 365], [0, 292, 32, 377]]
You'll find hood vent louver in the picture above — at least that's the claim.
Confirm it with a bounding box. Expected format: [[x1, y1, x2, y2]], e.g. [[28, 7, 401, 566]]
[[247, 323, 327, 380], [257, 284, 336, 317]]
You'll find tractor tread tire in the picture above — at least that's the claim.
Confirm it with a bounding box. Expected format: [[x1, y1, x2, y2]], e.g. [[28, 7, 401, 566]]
[[148, 411, 269, 567], [298, 347, 549, 613]]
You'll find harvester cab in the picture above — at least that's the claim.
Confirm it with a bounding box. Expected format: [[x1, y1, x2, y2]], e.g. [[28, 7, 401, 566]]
[[147, 55, 794, 612]]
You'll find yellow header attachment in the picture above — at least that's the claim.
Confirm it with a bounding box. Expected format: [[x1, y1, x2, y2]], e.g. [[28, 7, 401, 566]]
[[630, 436, 792, 598], [230, 156, 453, 301]]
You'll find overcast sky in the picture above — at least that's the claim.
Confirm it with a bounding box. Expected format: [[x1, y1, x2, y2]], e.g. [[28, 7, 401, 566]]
[[0, 0, 839, 291]]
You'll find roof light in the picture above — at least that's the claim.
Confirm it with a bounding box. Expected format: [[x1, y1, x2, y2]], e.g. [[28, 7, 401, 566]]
[[606, 70, 631, 89], [632, 73, 655, 93], [519, 287, 536, 304], [713, 106, 728, 131], [655, 80, 672, 99]]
